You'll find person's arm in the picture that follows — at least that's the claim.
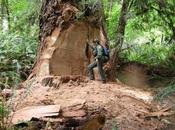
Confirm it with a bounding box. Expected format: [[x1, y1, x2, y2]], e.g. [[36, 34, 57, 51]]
[[88, 43, 95, 50], [86, 41, 95, 50]]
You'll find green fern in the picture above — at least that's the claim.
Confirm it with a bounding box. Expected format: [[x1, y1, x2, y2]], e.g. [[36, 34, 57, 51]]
[[154, 82, 175, 101], [0, 102, 8, 130]]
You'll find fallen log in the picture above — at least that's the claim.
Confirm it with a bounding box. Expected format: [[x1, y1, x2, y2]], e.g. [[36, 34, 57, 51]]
[[11, 105, 61, 124], [11, 103, 106, 130], [145, 107, 175, 118]]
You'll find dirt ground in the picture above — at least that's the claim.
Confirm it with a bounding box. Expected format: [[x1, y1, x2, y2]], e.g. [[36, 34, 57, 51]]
[[8, 75, 175, 130]]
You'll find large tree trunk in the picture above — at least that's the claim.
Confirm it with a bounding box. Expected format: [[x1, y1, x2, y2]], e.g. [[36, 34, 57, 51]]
[[108, 0, 130, 81], [33, 0, 108, 77]]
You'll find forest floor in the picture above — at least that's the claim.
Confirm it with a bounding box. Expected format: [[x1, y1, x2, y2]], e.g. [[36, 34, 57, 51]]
[[6, 72, 175, 130]]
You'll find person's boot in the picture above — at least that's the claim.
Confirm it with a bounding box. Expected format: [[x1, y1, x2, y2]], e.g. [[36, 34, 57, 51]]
[[102, 80, 106, 84], [88, 70, 95, 80], [90, 77, 95, 80]]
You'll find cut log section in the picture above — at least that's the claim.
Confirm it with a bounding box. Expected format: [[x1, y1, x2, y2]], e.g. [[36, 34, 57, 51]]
[[11, 103, 106, 130], [145, 107, 175, 118], [11, 105, 61, 124]]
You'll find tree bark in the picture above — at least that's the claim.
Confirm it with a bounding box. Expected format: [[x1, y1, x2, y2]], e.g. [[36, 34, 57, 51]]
[[0, 0, 10, 31], [5, 0, 10, 30], [33, 0, 108, 77], [108, 0, 130, 81]]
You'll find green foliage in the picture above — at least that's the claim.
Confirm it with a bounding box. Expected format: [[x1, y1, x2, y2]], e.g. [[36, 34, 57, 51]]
[[102, 0, 175, 69], [76, 0, 102, 19], [79, 0, 98, 6], [0, 103, 18, 130], [123, 18, 175, 68], [0, 31, 38, 88], [121, 38, 174, 67], [112, 126, 119, 130], [0, 101, 9, 130], [111, 120, 119, 130], [0, 0, 39, 88], [154, 82, 175, 101], [106, 3, 120, 40], [0, 103, 7, 119], [102, 0, 120, 40], [9, 0, 40, 32]]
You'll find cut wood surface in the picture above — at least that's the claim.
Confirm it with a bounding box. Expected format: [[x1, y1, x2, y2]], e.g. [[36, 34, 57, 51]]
[[145, 107, 175, 118], [12, 105, 61, 124], [35, 0, 108, 77]]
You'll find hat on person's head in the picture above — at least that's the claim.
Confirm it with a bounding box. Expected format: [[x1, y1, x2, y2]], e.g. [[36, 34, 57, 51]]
[[94, 39, 100, 44]]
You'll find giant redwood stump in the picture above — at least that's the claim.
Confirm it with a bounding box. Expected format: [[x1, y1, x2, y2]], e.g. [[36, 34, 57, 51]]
[[33, 0, 108, 77], [11, 1, 108, 128]]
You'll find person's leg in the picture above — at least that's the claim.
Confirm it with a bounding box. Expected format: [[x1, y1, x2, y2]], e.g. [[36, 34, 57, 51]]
[[103, 56, 109, 63], [97, 59, 106, 82], [87, 61, 97, 80]]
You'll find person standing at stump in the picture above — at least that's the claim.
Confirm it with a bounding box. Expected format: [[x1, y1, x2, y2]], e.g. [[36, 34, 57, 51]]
[[87, 39, 109, 83]]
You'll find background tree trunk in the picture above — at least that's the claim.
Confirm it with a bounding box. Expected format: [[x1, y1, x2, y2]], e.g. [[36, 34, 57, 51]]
[[108, 0, 130, 81], [0, 0, 10, 31], [33, 0, 108, 77]]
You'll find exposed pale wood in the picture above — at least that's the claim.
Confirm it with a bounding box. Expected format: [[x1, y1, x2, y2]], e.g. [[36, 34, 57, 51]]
[[145, 107, 175, 118], [62, 109, 86, 117], [12, 105, 61, 124]]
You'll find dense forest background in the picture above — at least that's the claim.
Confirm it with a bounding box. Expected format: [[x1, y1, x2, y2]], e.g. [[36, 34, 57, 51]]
[[0, 0, 40, 88], [0, 0, 175, 95]]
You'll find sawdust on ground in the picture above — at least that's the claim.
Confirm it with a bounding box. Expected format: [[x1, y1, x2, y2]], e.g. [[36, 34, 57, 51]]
[[10, 76, 173, 130]]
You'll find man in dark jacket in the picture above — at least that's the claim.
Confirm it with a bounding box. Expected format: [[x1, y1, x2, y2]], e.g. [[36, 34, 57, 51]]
[[87, 39, 108, 83]]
